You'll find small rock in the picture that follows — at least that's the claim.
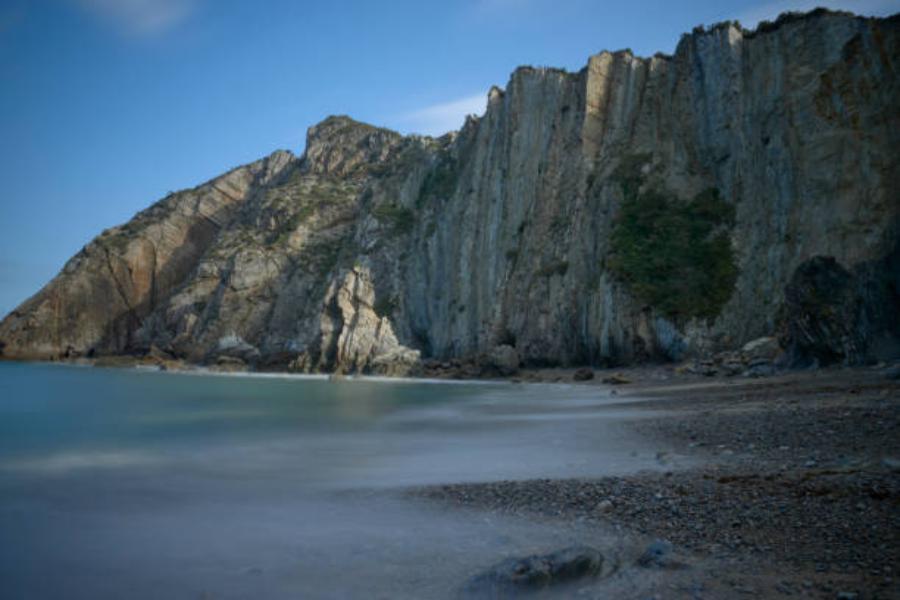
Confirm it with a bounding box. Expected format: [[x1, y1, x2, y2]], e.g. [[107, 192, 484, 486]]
[[721, 362, 745, 376], [596, 499, 614, 513], [741, 336, 781, 360], [745, 361, 776, 377], [573, 367, 594, 381], [636, 540, 680, 569]]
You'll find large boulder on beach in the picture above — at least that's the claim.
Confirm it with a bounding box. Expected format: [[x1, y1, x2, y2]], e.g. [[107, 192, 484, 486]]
[[464, 546, 605, 596], [488, 344, 520, 376], [778, 252, 900, 367]]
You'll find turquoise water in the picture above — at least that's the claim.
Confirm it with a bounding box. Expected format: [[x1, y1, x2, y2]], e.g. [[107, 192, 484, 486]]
[[0, 363, 665, 599]]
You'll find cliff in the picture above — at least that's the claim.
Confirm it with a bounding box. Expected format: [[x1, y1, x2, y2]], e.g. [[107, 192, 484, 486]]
[[2, 9, 898, 374]]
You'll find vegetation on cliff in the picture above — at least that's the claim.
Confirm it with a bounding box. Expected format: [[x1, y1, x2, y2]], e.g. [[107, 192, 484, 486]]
[[608, 156, 738, 322]]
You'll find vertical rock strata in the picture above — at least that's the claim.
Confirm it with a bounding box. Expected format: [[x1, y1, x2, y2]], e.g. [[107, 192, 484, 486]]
[[1, 10, 898, 373]]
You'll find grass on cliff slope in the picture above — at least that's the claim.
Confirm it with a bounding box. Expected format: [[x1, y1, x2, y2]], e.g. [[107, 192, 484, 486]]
[[608, 157, 738, 322]]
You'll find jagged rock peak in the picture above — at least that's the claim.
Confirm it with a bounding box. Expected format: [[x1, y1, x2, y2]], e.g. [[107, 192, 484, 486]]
[[258, 149, 297, 183], [302, 115, 404, 179]]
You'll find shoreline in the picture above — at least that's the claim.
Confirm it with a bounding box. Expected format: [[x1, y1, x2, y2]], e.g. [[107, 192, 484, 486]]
[[7, 351, 885, 388], [411, 368, 900, 598]]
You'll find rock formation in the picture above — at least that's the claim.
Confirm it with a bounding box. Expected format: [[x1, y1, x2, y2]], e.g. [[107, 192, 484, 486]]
[[1, 9, 898, 374]]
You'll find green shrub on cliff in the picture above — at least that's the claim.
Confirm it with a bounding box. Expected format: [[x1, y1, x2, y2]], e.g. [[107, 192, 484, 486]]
[[417, 152, 459, 207], [373, 203, 415, 234], [608, 162, 737, 322]]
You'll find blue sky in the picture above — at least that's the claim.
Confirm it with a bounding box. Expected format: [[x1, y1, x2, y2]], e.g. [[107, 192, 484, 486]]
[[0, 0, 896, 316]]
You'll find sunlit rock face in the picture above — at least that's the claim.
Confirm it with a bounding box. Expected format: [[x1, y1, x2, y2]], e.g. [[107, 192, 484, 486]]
[[2, 10, 898, 373]]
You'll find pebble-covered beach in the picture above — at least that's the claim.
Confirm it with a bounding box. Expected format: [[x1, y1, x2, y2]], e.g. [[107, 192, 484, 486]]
[[414, 367, 900, 599]]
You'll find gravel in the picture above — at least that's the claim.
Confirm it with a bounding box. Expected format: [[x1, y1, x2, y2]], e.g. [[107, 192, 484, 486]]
[[411, 366, 900, 599]]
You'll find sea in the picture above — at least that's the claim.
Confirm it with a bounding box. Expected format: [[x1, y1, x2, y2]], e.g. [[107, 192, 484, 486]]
[[0, 362, 669, 598]]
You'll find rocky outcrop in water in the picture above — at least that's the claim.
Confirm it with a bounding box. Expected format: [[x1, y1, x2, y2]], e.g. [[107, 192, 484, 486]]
[[1, 10, 898, 374]]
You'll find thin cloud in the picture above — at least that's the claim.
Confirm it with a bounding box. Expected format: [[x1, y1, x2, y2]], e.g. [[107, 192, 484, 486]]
[[398, 93, 488, 137], [738, 0, 898, 27], [74, 0, 199, 36]]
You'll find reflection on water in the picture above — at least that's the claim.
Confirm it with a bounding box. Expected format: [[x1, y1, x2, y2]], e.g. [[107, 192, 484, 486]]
[[0, 363, 671, 599]]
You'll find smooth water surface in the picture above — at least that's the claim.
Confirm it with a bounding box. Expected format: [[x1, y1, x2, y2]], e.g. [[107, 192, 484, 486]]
[[0, 363, 670, 599]]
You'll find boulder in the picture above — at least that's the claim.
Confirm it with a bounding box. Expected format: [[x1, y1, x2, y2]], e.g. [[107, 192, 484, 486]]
[[741, 336, 781, 361], [778, 257, 864, 366], [778, 251, 900, 367], [370, 347, 421, 377], [488, 344, 520, 376], [464, 546, 605, 596], [214, 355, 246, 370], [215, 334, 261, 363], [573, 367, 594, 381], [602, 373, 631, 384]]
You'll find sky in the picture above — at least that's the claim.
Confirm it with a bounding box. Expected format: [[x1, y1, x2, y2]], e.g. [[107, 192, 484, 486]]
[[0, 0, 896, 316]]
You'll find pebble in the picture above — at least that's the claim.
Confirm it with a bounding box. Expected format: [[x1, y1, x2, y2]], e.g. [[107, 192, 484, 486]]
[[881, 457, 900, 472], [636, 539, 674, 568]]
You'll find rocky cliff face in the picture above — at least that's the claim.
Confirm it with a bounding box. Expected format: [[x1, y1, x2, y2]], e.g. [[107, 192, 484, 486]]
[[2, 9, 898, 374]]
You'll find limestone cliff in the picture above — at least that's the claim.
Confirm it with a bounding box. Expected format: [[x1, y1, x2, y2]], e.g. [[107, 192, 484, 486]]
[[2, 9, 898, 374]]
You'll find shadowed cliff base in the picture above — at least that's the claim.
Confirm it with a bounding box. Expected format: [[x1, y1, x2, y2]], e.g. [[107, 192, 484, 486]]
[[1, 8, 898, 378]]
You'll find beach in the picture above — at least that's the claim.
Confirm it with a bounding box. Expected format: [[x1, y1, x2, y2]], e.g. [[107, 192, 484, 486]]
[[414, 366, 900, 598]]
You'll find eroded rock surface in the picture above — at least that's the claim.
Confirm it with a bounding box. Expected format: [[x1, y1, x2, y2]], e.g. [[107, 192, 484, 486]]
[[1, 10, 898, 373]]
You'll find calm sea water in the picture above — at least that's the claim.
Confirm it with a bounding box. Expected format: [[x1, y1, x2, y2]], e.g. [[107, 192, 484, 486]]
[[0, 363, 669, 599]]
